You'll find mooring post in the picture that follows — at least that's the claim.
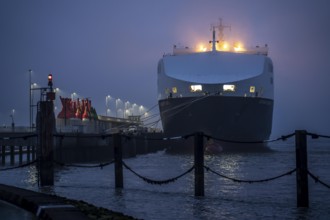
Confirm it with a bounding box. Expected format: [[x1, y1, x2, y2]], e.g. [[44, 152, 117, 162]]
[[10, 146, 14, 165], [194, 132, 204, 196], [113, 133, 123, 188], [32, 145, 36, 161], [295, 130, 309, 207], [38, 101, 55, 186], [27, 146, 31, 162], [1, 146, 5, 165], [19, 146, 23, 165]]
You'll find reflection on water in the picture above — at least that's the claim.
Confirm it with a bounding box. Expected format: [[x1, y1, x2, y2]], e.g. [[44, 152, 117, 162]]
[[0, 140, 329, 219], [24, 165, 38, 187]]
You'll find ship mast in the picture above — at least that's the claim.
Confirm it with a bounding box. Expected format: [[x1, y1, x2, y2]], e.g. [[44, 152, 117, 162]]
[[210, 18, 231, 51]]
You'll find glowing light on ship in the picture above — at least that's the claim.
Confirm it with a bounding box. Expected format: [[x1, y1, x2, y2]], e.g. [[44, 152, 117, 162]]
[[218, 41, 230, 51], [233, 42, 246, 52], [174, 19, 267, 56], [195, 40, 246, 53], [196, 43, 208, 52]]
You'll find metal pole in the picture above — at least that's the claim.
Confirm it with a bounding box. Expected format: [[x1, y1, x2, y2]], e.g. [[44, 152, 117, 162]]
[[31, 91, 34, 128], [29, 69, 32, 129], [295, 130, 309, 207]]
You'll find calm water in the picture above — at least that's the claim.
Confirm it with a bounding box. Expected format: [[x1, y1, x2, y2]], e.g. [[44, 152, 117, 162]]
[[1, 137, 329, 219]]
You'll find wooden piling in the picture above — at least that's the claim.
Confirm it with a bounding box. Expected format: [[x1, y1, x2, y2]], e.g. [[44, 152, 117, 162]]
[[1, 146, 5, 165], [194, 132, 204, 196], [38, 101, 55, 186], [295, 130, 309, 207], [10, 146, 14, 165], [113, 133, 123, 188], [27, 146, 31, 162], [32, 145, 36, 161], [19, 146, 23, 165]]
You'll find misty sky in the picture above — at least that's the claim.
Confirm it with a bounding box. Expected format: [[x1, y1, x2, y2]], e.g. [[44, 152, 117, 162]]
[[1, 0, 330, 137]]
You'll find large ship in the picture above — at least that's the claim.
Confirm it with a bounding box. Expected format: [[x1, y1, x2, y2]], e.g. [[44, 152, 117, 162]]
[[157, 20, 274, 142]]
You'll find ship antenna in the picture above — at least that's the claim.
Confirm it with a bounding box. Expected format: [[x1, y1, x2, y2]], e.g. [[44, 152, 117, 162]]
[[210, 26, 217, 51], [210, 18, 231, 51]]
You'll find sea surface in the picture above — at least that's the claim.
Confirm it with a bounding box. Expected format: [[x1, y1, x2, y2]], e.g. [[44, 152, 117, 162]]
[[0, 137, 329, 219]]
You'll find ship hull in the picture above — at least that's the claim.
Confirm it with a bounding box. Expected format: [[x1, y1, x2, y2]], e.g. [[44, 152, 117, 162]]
[[159, 95, 273, 142]]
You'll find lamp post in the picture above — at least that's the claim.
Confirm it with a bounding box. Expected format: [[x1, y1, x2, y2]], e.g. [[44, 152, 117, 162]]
[[132, 103, 138, 115], [139, 105, 145, 115], [28, 69, 37, 129], [29, 71, 31, 128], [117, 108, 123, 118], [31, 83, 38, 129], [106, 95, 111, 116], [124, 101, 130, 118], [10, 109, 15, 130], [115, 98, 122, 117], [71, 92, 77, 100]]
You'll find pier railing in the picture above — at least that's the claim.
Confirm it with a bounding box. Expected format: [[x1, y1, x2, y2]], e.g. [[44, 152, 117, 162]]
[[1, 129, 329, 208], [112, 130, 329, 208]]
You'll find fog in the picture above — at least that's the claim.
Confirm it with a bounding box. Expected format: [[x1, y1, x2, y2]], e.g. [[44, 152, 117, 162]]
[[1, 0, 329, 137]]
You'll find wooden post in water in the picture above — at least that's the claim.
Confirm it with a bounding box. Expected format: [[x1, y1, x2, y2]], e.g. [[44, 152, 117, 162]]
[[38, 101, 55, 186], [19, 146, 23, 165], [27, 146, 31, 162], [194, 132, 204, 196], [295, 130, 309, 207], [32, 145, 36, 160], [113, 133, 123, 188], [1, 146, 5, 165], [10, 146, 14, 165]]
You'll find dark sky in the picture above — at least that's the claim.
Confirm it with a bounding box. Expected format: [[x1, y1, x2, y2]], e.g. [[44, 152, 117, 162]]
[[1, 0, 330, 137]]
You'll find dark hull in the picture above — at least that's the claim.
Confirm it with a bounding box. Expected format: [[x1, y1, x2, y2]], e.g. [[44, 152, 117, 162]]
[[159, 96, 273, 142]]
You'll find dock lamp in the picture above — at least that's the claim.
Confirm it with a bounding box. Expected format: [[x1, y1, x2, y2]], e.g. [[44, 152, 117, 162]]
[[47, 74, 55, 101], [48, 74, 53, 87]]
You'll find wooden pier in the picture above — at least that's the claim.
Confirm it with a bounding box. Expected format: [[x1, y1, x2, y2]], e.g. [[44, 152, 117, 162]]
[[0, 129, 176, 164], [0, 131, 37, 165]]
